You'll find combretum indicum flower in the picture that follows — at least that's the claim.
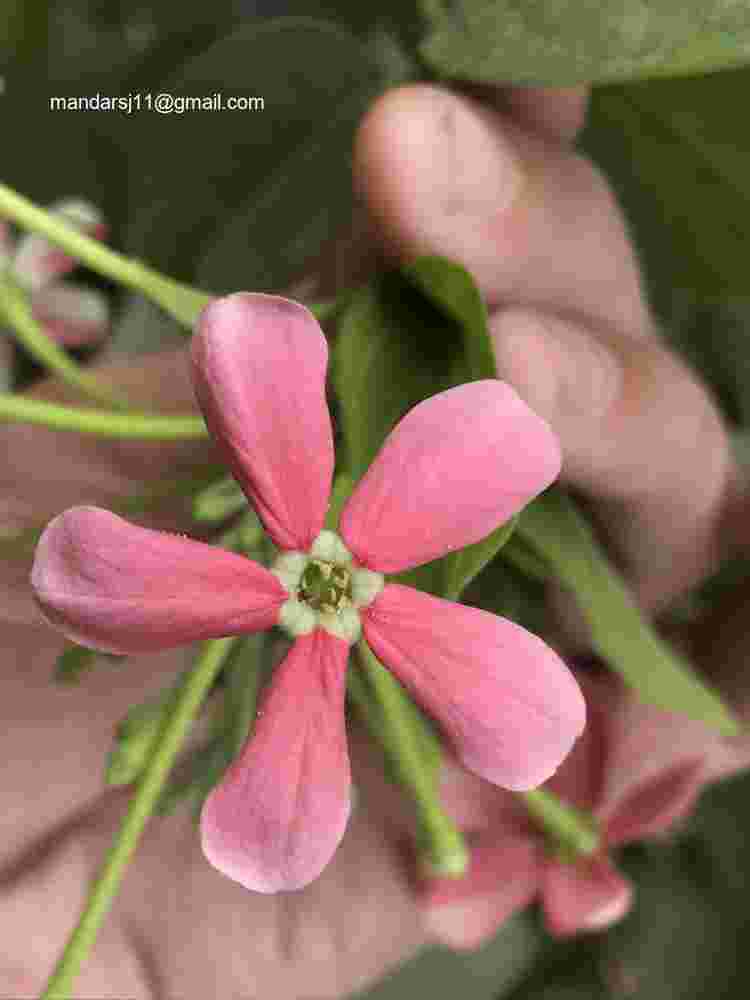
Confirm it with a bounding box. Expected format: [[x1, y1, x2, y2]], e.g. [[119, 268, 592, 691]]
[[425, 665, 748, 945], [31, 293, 585, 893], [0, 200, 109, 346]]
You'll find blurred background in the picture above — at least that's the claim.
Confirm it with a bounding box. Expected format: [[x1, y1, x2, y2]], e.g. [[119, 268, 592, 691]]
[[2, 3, 750, 998]]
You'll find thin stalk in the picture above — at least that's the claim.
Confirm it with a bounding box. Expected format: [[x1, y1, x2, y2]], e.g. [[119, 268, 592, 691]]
[[0, 275, 130, 408], [522, 787, 600, 858], [41, 636, 238, 999], [354, 640, 468, 876], [0, 182, 210, 329], [0, 393, 208, 438]]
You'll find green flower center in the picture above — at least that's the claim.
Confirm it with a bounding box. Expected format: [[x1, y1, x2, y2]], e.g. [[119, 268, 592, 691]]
[[298, 559, 352, 614]]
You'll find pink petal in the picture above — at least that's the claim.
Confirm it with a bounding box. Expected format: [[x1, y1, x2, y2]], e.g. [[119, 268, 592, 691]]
[[192, 294, 334, 551], [541, 853, 633, 937], [594, 677, 714, 844], [423, 835, 541, 950], [13, 200, 106, 290], [31, 284, 109, 347], [438, 756, 530, 833], [31, 506, 287, 654], [201, 629, 351, 892], [545, 670, 613, 812], [339, 380, 560, 574], [362, 584, 586, 790], [604, 760, 705, 846]]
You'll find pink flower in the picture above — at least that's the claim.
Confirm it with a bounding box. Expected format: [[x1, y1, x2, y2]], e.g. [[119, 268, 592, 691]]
[[424, 667, 737, 948], [0, 200, 109, 347], [31, 292, 585, 893]]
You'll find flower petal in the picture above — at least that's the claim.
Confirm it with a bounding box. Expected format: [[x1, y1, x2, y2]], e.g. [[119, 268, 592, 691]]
[[362, 584, 586, 790], [31, 283, 109, 347], [201, 629, 351, 892], [594, 676, 713, 844], [191, 293, 334, 551], [423, 835, 540, 950], [545, 669, 613, 812], [13, 200, 106, 291], [541, 854, 632, 937], [604, 760, 705, 847], [31, 506, 287, 654], [339, 380, 560, 574]]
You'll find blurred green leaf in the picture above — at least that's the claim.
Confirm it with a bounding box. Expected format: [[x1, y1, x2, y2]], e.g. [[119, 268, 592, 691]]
[[333, 256, 507, 598], [403, 256, 497, 382], [420, 0, 750, 87], [123, 18, 387, 294], [54, 643, 107, 684], [107, 678, 181, 785], [584, 67, 750, 310], [442, 516, 518, 601], [359, 913, 543, 1000], [516, 488, 739, 734]]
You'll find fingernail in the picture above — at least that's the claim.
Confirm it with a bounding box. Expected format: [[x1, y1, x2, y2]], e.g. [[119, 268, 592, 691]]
[[491, 311, 622, 422], [581, 891, 631, 930], [378, 85, 524, 221], [423, 88, 524, 216], [425, 901, 496, 951]]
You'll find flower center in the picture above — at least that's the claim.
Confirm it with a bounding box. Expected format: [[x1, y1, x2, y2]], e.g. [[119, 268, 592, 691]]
[[270, 530, 384, 643], [299, 559, 352, 613]]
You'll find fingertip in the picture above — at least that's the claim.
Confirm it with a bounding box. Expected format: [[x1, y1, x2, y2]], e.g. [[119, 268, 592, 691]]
[[353, 83, 524, 261]]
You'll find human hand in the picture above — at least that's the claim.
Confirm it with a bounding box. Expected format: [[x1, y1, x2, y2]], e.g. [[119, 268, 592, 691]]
[[353, 82, 747, 949]]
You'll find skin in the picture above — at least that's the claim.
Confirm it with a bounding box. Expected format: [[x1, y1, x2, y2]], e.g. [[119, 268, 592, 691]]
[[1, 83, 748, 997]]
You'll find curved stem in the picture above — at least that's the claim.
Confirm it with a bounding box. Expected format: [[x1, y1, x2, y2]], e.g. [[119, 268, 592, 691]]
[[0, 182, 210, 329], [41, 636, 238, 999], [522, 787, 600, 858], [0, 275, 130, 408], [0, 393, 208, 437], [353, 640, 468, 876]]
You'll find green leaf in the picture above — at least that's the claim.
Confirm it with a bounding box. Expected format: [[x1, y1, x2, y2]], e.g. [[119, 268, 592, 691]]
[[333, 256, 507, 599], [420, 1, 750, 87], [54, 644, 125, 684], [402, 256, 497, 382], [123, 18, 388, 295], [442, 515, 518, 601], [583, 68, 750, 308], [107, 682, 180, 786], [516, 488, 739, 734]]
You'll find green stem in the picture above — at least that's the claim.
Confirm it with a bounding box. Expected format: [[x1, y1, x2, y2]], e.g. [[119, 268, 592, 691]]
[[0, 393, 208, 437], [354, 640, 467, 876], [42, 636, 237, 999], [0, 275, 130, 408], [0, 182, 210, 329], [521, 788, 600, 859], [0, 184, 353, 334], [500, 534, 552, 583]]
